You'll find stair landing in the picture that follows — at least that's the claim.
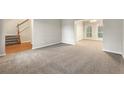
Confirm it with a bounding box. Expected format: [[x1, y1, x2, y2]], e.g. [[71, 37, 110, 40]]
[[6, 42, 32, 54]]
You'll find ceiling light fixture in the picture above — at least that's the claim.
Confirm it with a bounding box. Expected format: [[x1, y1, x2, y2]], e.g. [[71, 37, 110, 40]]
[[90, 20, 97, 23]]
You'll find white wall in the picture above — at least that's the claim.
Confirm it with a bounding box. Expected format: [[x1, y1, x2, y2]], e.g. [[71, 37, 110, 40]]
[[61, 19, 76, 44], [19, 20, 32, 43], [3, 19, 32, 43], [0, 20, 5, 56], [123, 20, 124, 58], [32, 19, 62, 49], [3, 19, 20, 35], [74, 20, 83, 42], [103, 19, 123, 54]]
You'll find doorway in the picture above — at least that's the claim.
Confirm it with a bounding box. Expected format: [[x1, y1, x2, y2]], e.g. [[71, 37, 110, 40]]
[[83, 20, 103, 40], [5, 19, 32, 54], [75, 19, 104, 49]]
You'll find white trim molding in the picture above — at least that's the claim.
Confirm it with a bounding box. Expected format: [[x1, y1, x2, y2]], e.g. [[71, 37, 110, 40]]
[[32, 42, 61, 50], [61, 41, 76, 45], [0, 53, 6, 57], [21, 41, 31, 43], [102, 49, 122, 55], [122, 55, 124, 59]]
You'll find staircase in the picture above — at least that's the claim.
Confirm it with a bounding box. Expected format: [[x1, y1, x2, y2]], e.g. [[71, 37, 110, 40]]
[[5, 19, 29, 46], [6, 35, 20, 45]]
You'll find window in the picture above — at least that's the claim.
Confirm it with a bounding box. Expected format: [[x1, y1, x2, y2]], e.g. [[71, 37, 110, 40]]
[[98, 26, 103, 38], [86, 26, 92, 37]]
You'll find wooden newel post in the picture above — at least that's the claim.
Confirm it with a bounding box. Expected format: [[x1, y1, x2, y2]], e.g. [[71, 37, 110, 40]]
[[17, 24, 21, 44]]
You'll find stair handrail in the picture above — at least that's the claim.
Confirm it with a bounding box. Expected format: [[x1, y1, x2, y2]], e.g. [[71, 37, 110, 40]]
[[17, 19, 29, 35]]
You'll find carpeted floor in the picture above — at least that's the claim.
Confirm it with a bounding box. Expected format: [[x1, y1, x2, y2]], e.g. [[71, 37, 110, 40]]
[[0, 40, 124, 74]]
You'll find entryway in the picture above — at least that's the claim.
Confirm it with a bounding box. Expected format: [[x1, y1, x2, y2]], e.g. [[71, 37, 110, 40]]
[[75, 19, 103, 49]]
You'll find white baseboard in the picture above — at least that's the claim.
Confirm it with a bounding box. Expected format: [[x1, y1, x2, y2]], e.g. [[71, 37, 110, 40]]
[[61, 41, 76, 45], [102, 49, 122, 55], [6, 34, 16, 36], [32, 42, 61, 49], [21, 41, 31, 43], [122, 55, 124, 59], [0, 53, 6, 57]]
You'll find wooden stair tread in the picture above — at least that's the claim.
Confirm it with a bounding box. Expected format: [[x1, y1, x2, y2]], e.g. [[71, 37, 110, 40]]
[[5, 35, 21, 46]]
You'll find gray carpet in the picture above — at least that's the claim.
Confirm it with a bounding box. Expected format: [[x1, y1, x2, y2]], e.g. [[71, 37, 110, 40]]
[[0, 40, 124, 74]]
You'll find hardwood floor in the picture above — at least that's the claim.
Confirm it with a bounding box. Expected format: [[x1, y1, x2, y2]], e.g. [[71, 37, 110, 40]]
[[6, 42, 32, 54]]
